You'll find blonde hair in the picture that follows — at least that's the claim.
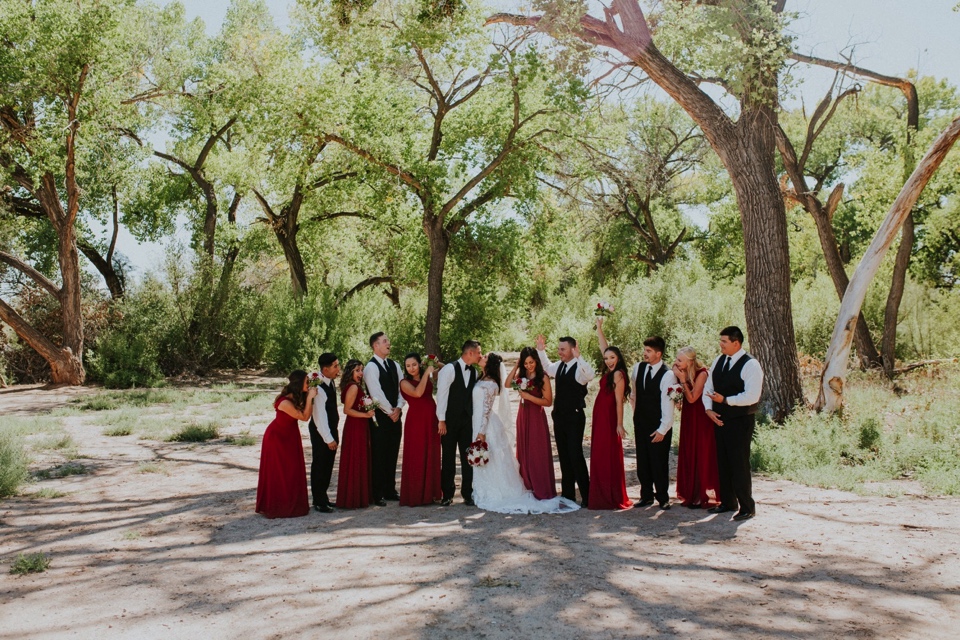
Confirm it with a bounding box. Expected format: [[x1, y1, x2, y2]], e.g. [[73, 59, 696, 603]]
[[676, 346, 705, 388]]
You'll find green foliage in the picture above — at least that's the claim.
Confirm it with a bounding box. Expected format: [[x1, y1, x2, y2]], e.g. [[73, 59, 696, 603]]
[[9, 552, 51, 575], [167, 422, 221, 443], [0, 431, 29, 498], [225, 431, 257, 446], [103, 426, 133, 437], [34, 462, 87, 480]]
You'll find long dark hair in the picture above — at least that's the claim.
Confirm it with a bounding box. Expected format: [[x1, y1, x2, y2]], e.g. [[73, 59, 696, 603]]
[[339, 359, 364, 391], [279, 370, 308, 410], [403, 352, 422, 382], [604, 346, 631, 399], [518, 346, 545, 389], [484, 353, 503, 390]]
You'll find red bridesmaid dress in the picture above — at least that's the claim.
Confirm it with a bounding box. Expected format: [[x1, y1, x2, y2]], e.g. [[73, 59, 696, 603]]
[[256, 396, 309, 519], [336, 381, 373, 509], [675, 368, 721, 507], [399, 380, 442, 506], [588, 373, 633, 510], [516, 383, 558, 500]]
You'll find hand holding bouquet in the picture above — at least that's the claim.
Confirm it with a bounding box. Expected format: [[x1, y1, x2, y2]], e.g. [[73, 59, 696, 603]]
[[594, 301, 614, 317], [467, 439, 489, 467], [307, 371, 324, 387], [667, 385, 684, 406], [423, 354, 442, 370]]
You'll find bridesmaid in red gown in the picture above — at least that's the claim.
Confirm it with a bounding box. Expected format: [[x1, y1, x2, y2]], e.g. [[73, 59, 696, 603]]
[[256, 370, 316, 519], [336, 360, 376, 509], [399, 353, 442, 506], [508, 347, 557, 500], [673, 346, 721, 508], [590, 318, 634, 510]]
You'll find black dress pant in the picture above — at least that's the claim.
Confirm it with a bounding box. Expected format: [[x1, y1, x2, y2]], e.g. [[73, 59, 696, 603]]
[[370, 410, 402, 500], [440, 416, 473, 501], [634, 420, 672, 505], [308, 425, 338, 508], [552, 408, 590, 505], [714, 414, 755, 513]]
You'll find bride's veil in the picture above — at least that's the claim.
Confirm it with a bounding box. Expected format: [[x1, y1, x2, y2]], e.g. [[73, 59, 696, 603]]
[[497, 361, 517, 451]]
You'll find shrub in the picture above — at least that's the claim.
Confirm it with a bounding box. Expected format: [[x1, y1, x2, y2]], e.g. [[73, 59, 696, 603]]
[[0, 432, 30, 498], [103, 426, 133, 437], [225, 432, 257, 446], [9, 552, 50, 575], [167, 422, 220, 442]]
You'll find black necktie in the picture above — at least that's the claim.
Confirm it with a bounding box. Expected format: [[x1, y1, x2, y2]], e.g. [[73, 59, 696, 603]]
[[329, 380, 336, 401], [645, 365, 653, 390], [558, 362, 567, 378], [722, 356, 731, 373]]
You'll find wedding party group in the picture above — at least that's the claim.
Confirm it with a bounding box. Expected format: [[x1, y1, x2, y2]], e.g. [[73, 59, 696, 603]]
[[255, 320, 763, 523]]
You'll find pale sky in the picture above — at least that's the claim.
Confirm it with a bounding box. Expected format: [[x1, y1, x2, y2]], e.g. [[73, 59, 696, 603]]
[[122, 0, 960, 274]]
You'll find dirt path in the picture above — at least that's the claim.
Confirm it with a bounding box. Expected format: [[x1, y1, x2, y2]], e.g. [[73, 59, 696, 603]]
[[1, 385, 958, 639]]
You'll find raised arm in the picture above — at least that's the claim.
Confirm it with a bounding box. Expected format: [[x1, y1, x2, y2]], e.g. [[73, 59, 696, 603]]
[[596, 317, 609, 353], [506, 360, 520, 389], [279, 387, 318, 422], [400, 365, 435, 399]]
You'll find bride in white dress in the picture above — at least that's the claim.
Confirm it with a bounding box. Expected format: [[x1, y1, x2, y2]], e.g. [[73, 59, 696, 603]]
[[471, 353, 579, 514]]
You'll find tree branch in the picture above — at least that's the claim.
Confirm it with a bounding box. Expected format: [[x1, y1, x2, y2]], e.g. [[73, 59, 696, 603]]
[[0, 250, 61, 298]]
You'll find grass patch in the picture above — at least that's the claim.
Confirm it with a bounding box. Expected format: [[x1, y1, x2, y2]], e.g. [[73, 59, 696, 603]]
[[167, 422, 221, 443], [121, 530, 142, 540], [5, 416, 64, 437], [33, 434, 75, 451], [34, 462, 88, 480], [0, 432, 30, 498], [9, 552, 51, 575], [224, 431, 257, 446], [136, 462, 168, 475], [103, 425, 133, 437], [27, 487, 68, 499]]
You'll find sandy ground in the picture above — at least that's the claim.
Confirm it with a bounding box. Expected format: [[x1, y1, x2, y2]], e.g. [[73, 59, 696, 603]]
[[1, 383, 959, 639]]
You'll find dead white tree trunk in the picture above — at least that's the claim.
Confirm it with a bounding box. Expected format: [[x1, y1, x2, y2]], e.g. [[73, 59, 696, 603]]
[[817, 115, 960, 412]]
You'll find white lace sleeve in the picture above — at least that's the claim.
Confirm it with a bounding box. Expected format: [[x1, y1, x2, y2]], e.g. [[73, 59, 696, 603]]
[[472, 383, 497, 438]]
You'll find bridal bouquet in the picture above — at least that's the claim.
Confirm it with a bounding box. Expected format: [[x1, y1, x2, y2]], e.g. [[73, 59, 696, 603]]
[[594, 301, 614, 317], [467, 439, 489, 467], [667, 385, 684, 405], [307, 371, 324, 387]]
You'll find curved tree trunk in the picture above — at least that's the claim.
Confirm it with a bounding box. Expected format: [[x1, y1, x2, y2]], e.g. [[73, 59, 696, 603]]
[[881, 212, 914, 373], [423, 216, 450, 357]]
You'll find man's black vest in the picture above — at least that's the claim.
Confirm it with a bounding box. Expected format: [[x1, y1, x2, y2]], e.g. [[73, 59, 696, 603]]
[[633, 363, 668, 428], [309, 380, 339, 442], [712, 353, 759, 419], [554, 361, 588, 412], [372, 357, 400, 407], [446, 361, 476, 424]]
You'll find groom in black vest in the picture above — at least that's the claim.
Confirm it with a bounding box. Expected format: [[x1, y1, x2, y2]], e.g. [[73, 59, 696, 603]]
[[631, 336, 678, 509], [363, 332, 406, 506], [435, 340, 481, 506], [309, 352, 341, 513], [537, 334, 594, 507], [704, 326, 764, 521]]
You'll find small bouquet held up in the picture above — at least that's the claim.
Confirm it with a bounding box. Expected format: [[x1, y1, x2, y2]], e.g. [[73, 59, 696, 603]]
[[594, 301, 614, 317], [667, 385, 684, 406], [360, 392, 381, 414], [423, 354, 441, 369], [467, 439, 489, 467], [307, 371, 324, 387], [511, 376, 532, 403]]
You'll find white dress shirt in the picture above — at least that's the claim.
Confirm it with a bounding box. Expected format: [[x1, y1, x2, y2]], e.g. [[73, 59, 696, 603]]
[[435, 358, 471, 422], [702, 348, 764, 411], [537, 349, 595, 385], [630, 360, 678, 435], [310, 375, 336, 444], [363, 355, 407, 414]]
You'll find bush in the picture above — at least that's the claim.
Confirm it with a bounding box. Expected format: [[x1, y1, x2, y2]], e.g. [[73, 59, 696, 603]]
[[167, 422, 220, 442], [103, 426, 133, 437], [0, 432, 30, 498], [9, 552, 51, 575]]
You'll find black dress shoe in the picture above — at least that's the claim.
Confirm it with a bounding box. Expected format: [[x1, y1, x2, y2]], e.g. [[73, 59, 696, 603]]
[[733, 511, 755, 521], [439, 498, 453, 506], [637, 499, 655, 507], [374, 498, 387, 507], [659, 502, 671, 510], [463, 498, 476, 507], [708, 505, 736, 514], [384, 493, 400, 501], [314, 504, 335, 513], [683, 502, 701, 509]]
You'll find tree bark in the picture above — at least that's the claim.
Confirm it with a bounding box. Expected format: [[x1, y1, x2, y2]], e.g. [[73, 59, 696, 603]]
[[78, 240, 124, 299], [881, 212, 913, 372], [423, 216, 450, 357], [817, 115, 960, 412]]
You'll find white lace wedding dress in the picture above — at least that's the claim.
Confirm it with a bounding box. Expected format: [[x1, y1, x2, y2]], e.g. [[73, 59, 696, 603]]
[[471, 378, 579, 515]]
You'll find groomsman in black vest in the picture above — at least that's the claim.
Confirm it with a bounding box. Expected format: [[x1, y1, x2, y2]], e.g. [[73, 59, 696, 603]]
[[435, 340, 481, 506], [537, 334, 594, 507], [309, 352, 341, 513], [631, 336, 678, 509], [364, 332, 406, 507], [704, 326, 764, 521]]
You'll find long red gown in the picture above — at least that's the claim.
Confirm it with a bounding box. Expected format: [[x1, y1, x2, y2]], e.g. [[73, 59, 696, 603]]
[[516, 382, 558, 500], [589, 372, 633, 510], [675, 368, 721, 507], [400, 379, 442, 506], [256, 396, 309, 519], [336, 382, 372, 509]]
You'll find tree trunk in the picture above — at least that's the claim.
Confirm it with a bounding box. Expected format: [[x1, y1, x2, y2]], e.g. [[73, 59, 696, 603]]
[[817, 115, 960, 412], [275, 223, 307, 297], [78, 240, 124, 299], [726, 113, 804, 421], [423, 216, 450, 357], [881, 212, 914, 374]]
